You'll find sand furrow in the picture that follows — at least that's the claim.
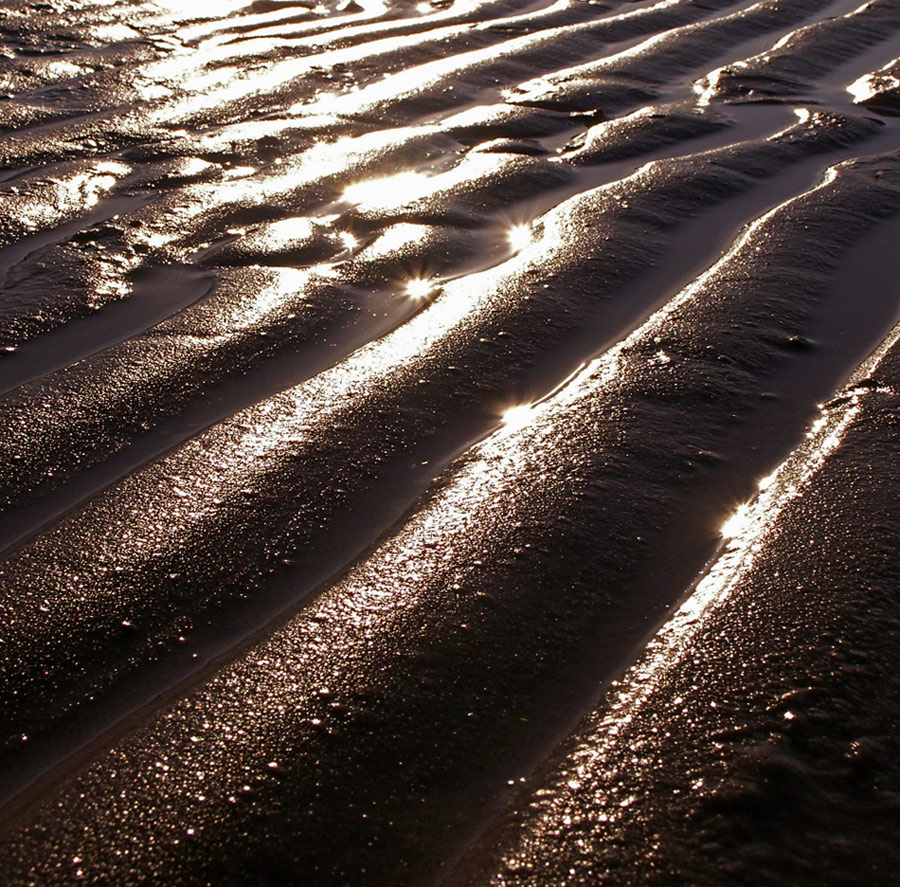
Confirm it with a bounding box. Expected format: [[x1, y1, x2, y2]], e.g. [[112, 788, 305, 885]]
[[2, 149, 899, 885], [1, 0, 899, 880]]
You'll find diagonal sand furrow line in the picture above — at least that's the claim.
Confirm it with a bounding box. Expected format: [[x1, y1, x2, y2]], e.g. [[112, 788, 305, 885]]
[[0, 0, 825, 264], [2, 149, 898, 886], [0, 110, 887, 805], [0, 0, 644, 159], [288, 0, 828, 124], [696, 0, 900, 104], [0, 0, 837, 373], [0, 103, 734, 546], [0, 0, 766, 168], [122, 0, 838, 253], [448, 264, 900, 887], [2, 0, 900, 883]]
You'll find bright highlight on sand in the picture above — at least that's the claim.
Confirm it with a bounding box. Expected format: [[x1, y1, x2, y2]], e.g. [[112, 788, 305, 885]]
[[343, 172, 429, 209], [507, 224, 532, 252], [720, 503, 751, 540], [405, 278, 434, 300], [4, 0, 900, 878], [847, 71, 899, 104], [501, 404, 534, 433]]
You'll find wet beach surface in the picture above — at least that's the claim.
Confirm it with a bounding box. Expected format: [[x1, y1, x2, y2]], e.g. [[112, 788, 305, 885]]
[[0, 0, 899, 882]]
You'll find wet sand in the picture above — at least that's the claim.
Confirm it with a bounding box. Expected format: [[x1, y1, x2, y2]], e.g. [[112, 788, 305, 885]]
[[0, 0, 899, 882]]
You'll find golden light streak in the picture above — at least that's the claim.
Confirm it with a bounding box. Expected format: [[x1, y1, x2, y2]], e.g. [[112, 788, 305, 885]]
[[342, 171, 431, 209], [358, 224, 431, 260]]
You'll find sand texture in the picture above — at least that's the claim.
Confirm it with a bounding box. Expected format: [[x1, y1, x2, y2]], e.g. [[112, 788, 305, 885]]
[[0, 0, 899, 882]]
